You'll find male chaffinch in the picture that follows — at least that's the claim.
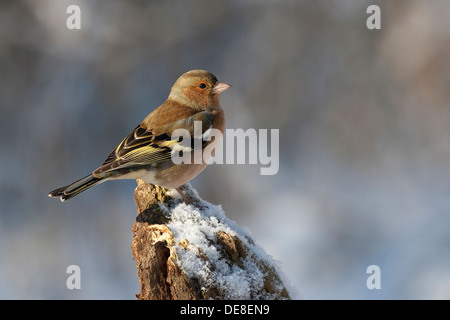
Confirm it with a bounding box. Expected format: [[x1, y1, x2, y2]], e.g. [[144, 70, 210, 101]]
[[48, 70, 231, 204]]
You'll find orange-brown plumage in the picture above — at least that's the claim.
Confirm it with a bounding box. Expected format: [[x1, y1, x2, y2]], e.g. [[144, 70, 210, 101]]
[[48, 70, 231, 203]]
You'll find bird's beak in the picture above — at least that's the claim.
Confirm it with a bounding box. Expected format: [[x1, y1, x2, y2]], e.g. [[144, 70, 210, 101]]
[[212, 82, 231, 94]]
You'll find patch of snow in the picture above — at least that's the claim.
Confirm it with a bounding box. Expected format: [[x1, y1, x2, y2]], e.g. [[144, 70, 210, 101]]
[[166, 185, 295, 299]]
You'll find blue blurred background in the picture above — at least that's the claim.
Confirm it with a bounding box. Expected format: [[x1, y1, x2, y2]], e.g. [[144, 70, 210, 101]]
[[1, 0, 450, 299]]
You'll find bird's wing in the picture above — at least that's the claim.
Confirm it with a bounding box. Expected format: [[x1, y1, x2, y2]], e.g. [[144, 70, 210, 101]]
[[93, 111, 214, 175]]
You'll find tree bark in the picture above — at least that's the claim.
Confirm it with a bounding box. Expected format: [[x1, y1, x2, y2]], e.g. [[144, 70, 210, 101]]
[[131, 179, 292, 300]]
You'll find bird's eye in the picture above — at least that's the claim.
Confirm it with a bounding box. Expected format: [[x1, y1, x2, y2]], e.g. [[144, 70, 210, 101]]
[[198, 83, 207, 89]]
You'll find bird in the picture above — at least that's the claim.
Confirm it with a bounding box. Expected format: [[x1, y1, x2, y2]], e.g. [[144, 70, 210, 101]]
[[48, 69, 231, 204]]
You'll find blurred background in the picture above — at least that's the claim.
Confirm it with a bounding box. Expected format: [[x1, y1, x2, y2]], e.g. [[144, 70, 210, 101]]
[[1, 0, 450, 299]]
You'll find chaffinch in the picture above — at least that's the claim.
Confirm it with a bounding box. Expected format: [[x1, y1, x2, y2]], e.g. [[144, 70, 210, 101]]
[[48, 70, 231, 204]]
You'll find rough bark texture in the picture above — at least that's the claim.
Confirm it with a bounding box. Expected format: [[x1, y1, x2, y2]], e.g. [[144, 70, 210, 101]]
[[131, 179, 291, 300]]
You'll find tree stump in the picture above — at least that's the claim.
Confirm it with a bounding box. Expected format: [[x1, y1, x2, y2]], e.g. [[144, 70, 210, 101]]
[[131, 179, 292, 300]]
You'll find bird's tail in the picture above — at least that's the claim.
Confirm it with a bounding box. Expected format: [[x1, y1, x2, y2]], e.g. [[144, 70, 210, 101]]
[[48, 174, 105, 202]]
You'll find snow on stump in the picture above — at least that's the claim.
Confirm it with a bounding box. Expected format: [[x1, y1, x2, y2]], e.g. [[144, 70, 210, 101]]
[[131, 179, 292, 300]]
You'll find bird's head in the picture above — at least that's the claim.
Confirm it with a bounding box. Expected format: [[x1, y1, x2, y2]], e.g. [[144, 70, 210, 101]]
[[169, 70, 231, 109]]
